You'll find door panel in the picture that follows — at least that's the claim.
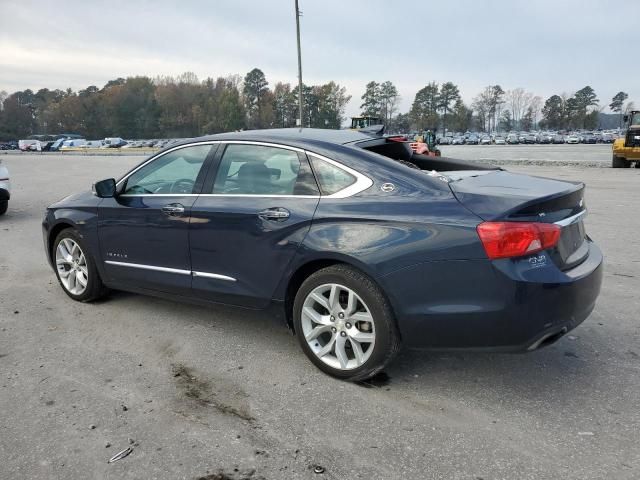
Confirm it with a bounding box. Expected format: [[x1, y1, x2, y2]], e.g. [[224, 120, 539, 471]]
[[190, 196, 318, 307], [97, 144, 215, 294], [99, 195, 196, 294], [189, 143, 319, 307]]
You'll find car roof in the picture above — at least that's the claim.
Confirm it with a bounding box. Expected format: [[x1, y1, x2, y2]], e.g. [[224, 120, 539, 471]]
[[177, 128, 378, 148]]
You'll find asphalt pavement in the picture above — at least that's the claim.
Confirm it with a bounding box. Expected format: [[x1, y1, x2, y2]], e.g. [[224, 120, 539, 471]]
[[439, 143, 613, 167], [0, 151, 639, 479]]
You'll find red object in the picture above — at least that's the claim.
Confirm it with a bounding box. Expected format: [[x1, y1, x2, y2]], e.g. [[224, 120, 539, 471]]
[[476, 222, 561, 260]]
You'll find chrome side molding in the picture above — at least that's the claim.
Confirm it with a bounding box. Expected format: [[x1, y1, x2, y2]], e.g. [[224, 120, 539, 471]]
[[105, 260, 191, 275], [191, 271, 236, 282], [105, 260, 236, 282]]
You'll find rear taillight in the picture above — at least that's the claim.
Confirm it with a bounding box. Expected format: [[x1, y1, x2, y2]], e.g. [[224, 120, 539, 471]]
[[476, 221, 561, 260]]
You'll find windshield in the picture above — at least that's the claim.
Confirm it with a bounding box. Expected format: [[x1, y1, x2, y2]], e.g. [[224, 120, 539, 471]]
[[632, 113, 640, 125]]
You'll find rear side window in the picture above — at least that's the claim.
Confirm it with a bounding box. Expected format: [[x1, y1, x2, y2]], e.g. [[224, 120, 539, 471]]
[[308, 155, 356, 196]]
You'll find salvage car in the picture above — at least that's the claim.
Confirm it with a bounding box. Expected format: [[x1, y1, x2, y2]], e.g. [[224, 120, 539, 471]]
[[42, 128, 603, 381], [0, 160, 10, 215]]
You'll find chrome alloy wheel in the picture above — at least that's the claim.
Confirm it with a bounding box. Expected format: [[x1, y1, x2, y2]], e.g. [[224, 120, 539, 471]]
[[55, 238, 88, 295], [301, 283, 376, 370]]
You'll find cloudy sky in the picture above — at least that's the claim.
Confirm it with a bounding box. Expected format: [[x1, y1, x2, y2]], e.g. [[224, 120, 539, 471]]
[[0, 0, 637, 117]]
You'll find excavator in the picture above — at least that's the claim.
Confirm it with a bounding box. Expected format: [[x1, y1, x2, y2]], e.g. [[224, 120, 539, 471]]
[[612, 111, 640, 168]]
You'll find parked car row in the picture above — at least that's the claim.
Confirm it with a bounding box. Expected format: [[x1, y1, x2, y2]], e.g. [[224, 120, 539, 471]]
[[434, 130, 621, 145], [5, 136, 187, 152], [0, 141, 18, 150], [122, 138, 184, 149]]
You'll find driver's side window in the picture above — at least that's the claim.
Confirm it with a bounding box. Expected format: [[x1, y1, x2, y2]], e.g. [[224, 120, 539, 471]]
[[123, 145, 212, 195]]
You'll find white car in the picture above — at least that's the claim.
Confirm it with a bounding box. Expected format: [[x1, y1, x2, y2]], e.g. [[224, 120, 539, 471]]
[[0, 160, 10, 215], [494, 136, 506, 145], [566, 134, 580, 144], [101, 137, 127, 148], [60, 139, 87, 150]]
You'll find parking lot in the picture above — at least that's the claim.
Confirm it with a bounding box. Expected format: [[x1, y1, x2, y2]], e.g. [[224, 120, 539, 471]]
[[439, 143, 614, 167], [1, 150, 639, 479]]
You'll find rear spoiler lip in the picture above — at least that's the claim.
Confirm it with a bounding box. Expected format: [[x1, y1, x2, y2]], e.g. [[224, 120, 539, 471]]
[[451, 180, 585, 222], [500, 180, 584, 221]]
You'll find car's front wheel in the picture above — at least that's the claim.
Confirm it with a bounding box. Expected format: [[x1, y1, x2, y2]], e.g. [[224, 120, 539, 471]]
[[293, 265, 400, 381], [0, 200, 7, 216], [53, 229, 107, 302]]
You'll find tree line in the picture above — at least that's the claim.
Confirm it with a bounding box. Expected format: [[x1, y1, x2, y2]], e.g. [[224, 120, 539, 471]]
[[0, 68, 634, 140], [390, 82, 631, 133], [0, 68, 350, 140]]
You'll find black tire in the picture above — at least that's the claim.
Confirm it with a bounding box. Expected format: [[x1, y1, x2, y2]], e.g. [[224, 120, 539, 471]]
[[0, 200, 7, 216], [53, 228, 108, 302], [612, 155, 629, 168], [293, 265, 400, 381]]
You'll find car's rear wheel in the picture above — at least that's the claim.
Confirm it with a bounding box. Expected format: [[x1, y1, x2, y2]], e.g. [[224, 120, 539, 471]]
[[0, 200, 7, 215], [293, 265, 400, 381], [612, 155, 628, 168], [53, 229, 107, 302]]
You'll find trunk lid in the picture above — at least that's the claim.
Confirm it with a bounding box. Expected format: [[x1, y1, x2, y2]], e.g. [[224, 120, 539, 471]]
[[445, 170, 588, 270]]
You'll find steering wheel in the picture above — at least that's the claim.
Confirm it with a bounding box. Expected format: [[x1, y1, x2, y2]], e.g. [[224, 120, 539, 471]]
[[170, 178, 196, 194]]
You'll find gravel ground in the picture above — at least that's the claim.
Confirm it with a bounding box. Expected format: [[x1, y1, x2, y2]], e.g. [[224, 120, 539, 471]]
[[0, 152, 639, 480], [438, 144, 615, 167]]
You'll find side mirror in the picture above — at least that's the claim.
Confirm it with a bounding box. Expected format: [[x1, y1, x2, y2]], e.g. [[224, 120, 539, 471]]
[[92, 178, 117, 198], [623, 115, 629, 123]]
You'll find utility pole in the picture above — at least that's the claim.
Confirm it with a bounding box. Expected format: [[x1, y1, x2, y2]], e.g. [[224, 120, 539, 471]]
[[295, 0, 303, 127]]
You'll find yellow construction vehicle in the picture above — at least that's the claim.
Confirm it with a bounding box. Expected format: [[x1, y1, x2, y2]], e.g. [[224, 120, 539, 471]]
[[612, 111, 640, 168]]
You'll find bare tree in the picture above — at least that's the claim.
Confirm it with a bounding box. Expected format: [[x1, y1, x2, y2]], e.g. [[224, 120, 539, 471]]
[[0, 90, 8, 111], [624, 101, 635, 115], [530, 96, 542, 129], [506, 88, 526, 128]]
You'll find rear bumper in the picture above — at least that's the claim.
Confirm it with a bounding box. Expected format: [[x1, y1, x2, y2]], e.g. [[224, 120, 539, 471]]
[[381, 240, 603, 351]]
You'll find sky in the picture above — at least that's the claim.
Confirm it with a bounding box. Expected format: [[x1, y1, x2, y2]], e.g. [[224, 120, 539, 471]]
[[0, 0, 637, 118]]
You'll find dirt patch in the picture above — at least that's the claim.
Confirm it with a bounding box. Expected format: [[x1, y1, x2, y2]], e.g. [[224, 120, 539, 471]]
[[196, 470, 264, 480], [171, 363, 254, 422]]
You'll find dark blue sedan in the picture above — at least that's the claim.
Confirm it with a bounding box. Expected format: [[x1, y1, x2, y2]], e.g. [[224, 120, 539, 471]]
[[43, 129, 603, 381]]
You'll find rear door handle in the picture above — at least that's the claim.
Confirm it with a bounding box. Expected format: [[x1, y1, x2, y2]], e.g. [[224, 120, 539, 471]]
[[161, 203, 185, 216], [258, 207, 290, 221]]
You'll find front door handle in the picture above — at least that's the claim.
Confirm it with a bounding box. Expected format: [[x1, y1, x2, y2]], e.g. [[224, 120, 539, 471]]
[[161, 203, 185, 216], [258, 207, 290, 221]]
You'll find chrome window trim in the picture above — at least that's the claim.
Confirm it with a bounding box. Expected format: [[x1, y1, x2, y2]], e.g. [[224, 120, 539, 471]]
[[192, 271, 237, 282], [114, 139, 372, 200], [105, 260, 191, 275], [119, 193, 320, 199], [221, 140, 305, 153], [199, 194, 320, 199], [554, 209, 587, 227], [115, 141, 222, 188], [305, 152, 373, 198], [118, 194, 200, 197]]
